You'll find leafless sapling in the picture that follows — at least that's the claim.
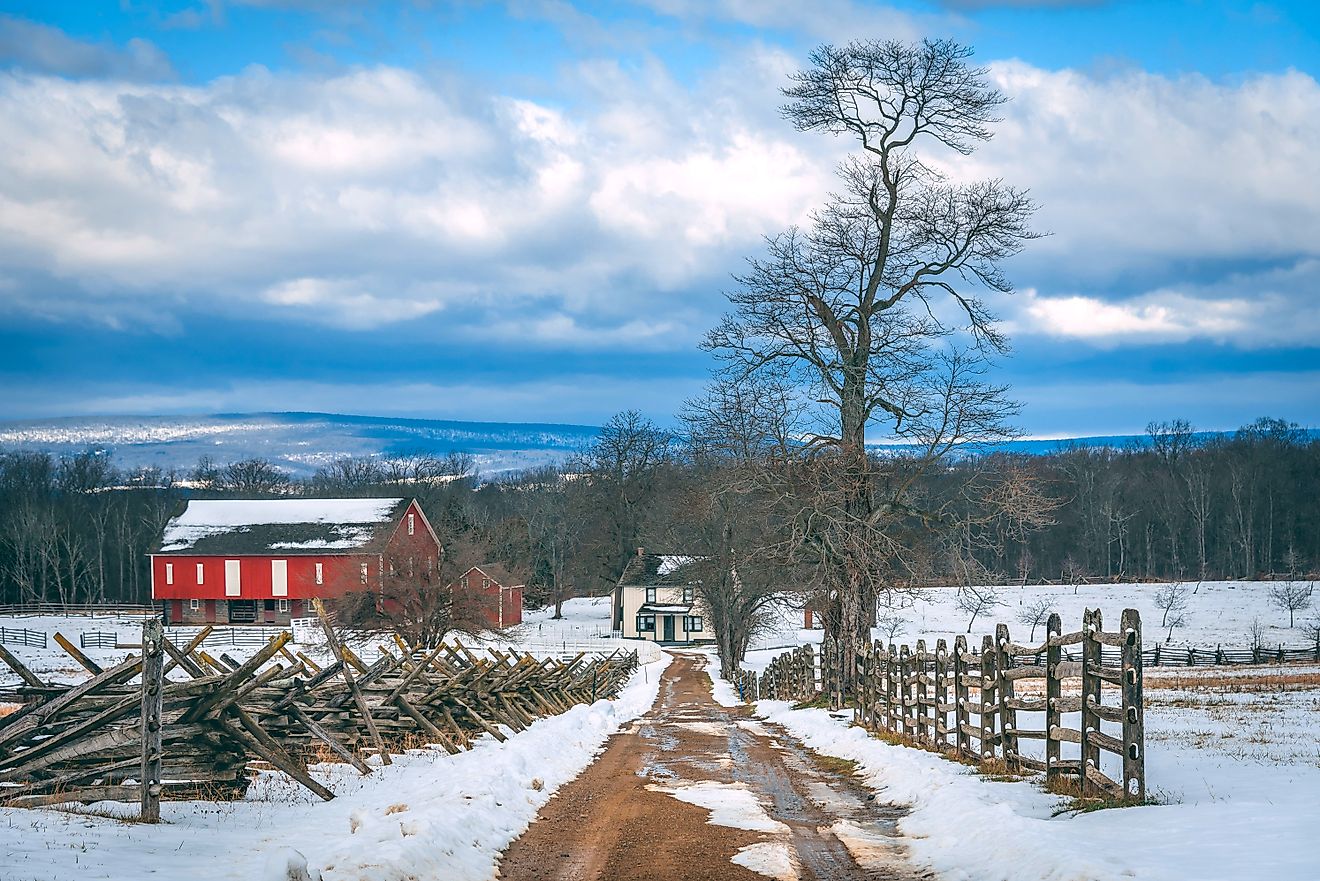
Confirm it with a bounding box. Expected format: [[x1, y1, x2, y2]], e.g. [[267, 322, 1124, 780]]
[[1267, 580, 1313, 628]]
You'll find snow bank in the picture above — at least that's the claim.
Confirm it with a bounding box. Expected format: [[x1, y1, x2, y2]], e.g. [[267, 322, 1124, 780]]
[[758, 698, 1320, 881]]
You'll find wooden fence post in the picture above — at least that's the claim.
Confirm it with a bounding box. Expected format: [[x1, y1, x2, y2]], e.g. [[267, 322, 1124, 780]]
[[934, 639, 948, 752], [914, 640, 928, 746], [996, 623, 1018, 772], [1120, 608, 1145, 803], [980, 634, 997, 761], [1044, 612, 1062, 787], [953, 635, 970, 758], [1080, 608, 1102, 797], [139, 618, 164, 824]]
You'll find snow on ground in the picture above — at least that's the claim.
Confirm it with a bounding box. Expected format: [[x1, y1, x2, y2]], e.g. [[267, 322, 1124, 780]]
[[514, 595, 615, 642], [742, 580, 1320, 674], [0, 652, 672, 881], [759, 685, 1320, 881]]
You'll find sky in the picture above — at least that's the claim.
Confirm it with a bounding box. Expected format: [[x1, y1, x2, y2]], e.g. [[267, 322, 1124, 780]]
[[0, 0, 1317, 437]]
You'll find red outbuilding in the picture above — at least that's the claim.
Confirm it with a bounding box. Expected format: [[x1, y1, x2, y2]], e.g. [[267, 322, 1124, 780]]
[[453, 564, 524, 630], [151, 497, 440, 625]]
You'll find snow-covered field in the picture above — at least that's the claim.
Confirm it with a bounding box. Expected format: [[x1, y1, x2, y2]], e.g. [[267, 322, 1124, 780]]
[[0, 644, 671, 881], [742, 580, 1320, 672]]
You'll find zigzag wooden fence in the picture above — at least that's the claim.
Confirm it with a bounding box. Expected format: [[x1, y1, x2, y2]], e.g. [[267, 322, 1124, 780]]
[[737, 608, 1147, 804], [0, 617, 638, 818]]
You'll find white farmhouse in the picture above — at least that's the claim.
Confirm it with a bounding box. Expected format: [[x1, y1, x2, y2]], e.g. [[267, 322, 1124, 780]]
[[611, 549, 713, 645]]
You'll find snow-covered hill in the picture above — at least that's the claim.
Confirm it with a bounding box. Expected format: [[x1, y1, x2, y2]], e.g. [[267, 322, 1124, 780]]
[[0, 412, 601, 477]]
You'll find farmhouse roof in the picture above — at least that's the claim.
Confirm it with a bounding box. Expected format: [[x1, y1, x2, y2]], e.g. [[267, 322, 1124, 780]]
[[617, 552, 706, 587], [465, 563, 525, 588], [154, 497, 413, 555]]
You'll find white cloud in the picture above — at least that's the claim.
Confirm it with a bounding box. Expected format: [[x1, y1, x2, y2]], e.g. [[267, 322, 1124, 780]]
[[1010, 259, 1320, 347], [0, 45, 1317, 354]]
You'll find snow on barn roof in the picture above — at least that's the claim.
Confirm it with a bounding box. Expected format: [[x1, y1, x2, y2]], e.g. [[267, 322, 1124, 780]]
[[156, 498, 411, 555]]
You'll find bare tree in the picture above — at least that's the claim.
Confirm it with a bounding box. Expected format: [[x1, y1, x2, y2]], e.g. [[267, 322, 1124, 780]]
[[1300, 615, 1320, 653], [1247, 617, 1267, 653], [1016, 597, 1054, 642], [702, 39, 1037, 691], [1267, 580, 1313, 628], [1154, 581, 1192, 643], [876, 610, 908, 643], [956, 583, 1001, 634]]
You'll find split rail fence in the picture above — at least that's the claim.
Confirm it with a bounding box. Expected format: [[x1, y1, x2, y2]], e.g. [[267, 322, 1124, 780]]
[[0, 609, 639, 820], [733, 608, 1147, 804]]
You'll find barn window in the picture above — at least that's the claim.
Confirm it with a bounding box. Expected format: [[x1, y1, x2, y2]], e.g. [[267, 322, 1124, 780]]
[[315, 562, 323, 585], [196, 563, 204, 584], [360, 562, 369, 584], [277, 599, 289, 613], [482, 577, 491, 590], [645, 587, 656, 603], [408, 513, 415, 535], [271, 560, 288, 597], [425, 558, 432, 575], [189, 598, 200, 611], [408, 557, 414, 576], [165, 563, 174, 585]]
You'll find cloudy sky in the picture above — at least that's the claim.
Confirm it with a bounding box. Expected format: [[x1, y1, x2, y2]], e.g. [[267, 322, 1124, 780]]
[[0, 0, 1317, 436]]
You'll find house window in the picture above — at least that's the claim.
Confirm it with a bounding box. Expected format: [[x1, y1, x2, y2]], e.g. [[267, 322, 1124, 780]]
[[636, 615, 656, 633], [315, 562, 323, 585], [277, 599, 289, 613], [165, 563, 174, 585], [645, 587, 656, 603], [196, 563, 204, 584], [189, 598, 200, 611], [360, 562, 369, 584], [408, 513, 415, 535], [682, 586, 694, 603], [685, 616, 703, 632]]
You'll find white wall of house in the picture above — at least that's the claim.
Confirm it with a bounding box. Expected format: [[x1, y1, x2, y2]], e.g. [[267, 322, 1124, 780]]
[[617, 583, 711, 643]]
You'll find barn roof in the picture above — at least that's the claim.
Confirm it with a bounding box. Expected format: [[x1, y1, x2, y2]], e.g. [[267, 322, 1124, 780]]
[[465, 563, 525, 588], [155, 498, 412, 555], [617, 553, 706, 587]]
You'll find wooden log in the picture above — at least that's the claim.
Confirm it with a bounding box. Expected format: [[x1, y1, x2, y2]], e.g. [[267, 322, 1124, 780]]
[[287, 704, 371, 774], [225, 710, 335, 801], [312, 599, 390, 766], [54, 633, 104, 675], [0, 643, 47, 689]]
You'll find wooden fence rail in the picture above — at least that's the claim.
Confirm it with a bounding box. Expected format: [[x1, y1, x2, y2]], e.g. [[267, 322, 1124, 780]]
[[736, 608, 1147, 805], [0, 627, 47, 649], [0, 621, 641, 817]]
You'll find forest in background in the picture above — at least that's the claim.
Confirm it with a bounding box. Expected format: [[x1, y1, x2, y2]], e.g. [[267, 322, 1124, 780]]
[[0, 413, 1316, 610]]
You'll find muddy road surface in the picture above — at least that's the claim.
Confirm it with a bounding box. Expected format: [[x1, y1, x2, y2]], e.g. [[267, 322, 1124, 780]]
[[497, 653, 931, 881]]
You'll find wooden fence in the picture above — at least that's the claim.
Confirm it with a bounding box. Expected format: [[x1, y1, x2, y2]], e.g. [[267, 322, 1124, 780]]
[[0, 627, 47, 649], [0, 603, 159, 619], [0, 616, 639, 818], [736, 608, 1147, 804]]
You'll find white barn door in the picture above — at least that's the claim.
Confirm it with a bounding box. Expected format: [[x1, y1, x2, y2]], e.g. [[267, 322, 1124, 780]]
[[225, 559, 241, 597], [271, 560, 288, 597]]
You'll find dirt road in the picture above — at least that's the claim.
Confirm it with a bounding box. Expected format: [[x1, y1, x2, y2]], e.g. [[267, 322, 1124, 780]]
[[497, 652, 929, 881]]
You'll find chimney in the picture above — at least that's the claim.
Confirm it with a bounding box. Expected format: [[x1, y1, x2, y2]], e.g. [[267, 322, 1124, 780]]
[[636, 546, 645, 557]]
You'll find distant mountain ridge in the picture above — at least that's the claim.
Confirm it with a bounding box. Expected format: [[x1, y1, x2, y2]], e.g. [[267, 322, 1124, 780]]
[[0, 412, 1313, 478], [0, 412, 600, 477]]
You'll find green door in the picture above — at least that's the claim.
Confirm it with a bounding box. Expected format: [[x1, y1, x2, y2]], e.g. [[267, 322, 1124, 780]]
[[663, 615, 675, 642]]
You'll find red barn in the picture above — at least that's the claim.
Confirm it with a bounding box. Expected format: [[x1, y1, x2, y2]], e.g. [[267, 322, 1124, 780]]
[[453, 564, 524, 629], [151, 497, 440, 625]]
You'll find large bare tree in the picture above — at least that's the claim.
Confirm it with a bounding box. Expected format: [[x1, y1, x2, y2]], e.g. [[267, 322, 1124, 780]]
[[704, 39, 1038, 687]]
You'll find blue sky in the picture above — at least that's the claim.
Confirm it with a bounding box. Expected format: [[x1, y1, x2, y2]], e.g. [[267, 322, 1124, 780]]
[[0, 0, 1317, 436]]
